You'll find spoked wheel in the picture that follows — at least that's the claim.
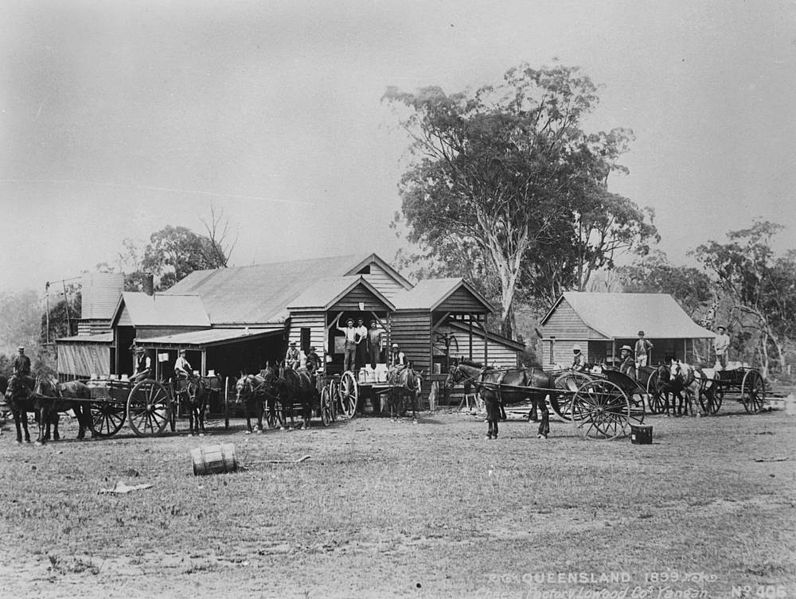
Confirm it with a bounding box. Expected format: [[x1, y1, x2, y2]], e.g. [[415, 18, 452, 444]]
[[552, 371, 592, 420], [571, 379, 631, 440], [339, 371, 358, 418], [127, 379, 171, 437], [89, 401, 126, 437], [698, 375, 723, 415], [320, 387, 333, 426], [645, 371, 666, 414], [266, 400, 284, 429], [741, 370, 766, 414]]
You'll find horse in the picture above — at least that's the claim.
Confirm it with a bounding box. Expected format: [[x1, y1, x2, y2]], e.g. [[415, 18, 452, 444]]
[[667, 359, 714, 417], [4, 375, 48, 444], [174, 375, 209, 435], [274, 365, 316, 430], [235, 374, 268, 433], [33, 376, 94, 441], [385, 365, 421, 421], [446, 361, 551, 440]]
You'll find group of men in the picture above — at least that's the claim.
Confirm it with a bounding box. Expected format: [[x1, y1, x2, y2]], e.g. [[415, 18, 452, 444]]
[[335, 315, 399, 373], [570, 325, 732, 378]]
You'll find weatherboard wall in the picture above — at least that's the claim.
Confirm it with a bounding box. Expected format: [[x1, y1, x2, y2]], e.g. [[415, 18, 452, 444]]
[[287, 311, 327, 363], [329, 285, 391, 313], [361, 263, 405, 300], [390, 311, 433, 373], [435, 286, 489, 314]]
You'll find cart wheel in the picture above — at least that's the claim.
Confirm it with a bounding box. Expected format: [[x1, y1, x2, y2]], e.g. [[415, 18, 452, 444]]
[[741, 370, 766, 414], [266, 400, 284, 429], [127, 379, 171, 437], [89, 401, 126, 437], [571, 379, 631, 440], [645, 371, 666, 414], [329, 384, 339, 422], [321, 387, 333, 427], [698, 375, 723, 415], [339, 372, 358, 418], [551, 371, 591, 420]]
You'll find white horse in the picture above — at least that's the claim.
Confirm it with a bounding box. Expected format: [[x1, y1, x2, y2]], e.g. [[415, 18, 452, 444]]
[[668, 360, 718, 416]]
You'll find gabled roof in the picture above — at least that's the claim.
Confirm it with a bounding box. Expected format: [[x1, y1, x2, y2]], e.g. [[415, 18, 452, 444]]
[[164, 254, 405, 325], [541, 292, 715, 339], [392, 278, 495, 312], [111, 292, 210, 328], [287, 276, 395, 311], [56, 332, 114, 344], [344, 253, 413, 290]]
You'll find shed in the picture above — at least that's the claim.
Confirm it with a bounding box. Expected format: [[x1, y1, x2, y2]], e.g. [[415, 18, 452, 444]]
[[539, 292, 715, 368]]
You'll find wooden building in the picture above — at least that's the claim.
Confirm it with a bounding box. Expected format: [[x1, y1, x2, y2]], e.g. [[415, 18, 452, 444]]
[[56, 253, 525, 390], [538, 292, 715, 369]]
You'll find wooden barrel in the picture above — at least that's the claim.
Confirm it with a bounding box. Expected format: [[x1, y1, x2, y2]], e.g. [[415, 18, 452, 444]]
[[630, 424, 653, 445], [191, 443, 238, 475]]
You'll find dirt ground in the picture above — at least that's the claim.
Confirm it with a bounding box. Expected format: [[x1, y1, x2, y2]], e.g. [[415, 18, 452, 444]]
[[0, 397, 794, 599]]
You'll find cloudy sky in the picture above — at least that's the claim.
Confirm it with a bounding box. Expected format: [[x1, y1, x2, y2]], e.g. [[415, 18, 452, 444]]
[[1, 0, 795, 296]]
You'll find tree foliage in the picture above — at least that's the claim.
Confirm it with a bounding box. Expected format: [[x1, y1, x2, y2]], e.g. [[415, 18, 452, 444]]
[[693, 221, 796, 374], [616, 251, 713, 317], [386, 63, 657, 336]]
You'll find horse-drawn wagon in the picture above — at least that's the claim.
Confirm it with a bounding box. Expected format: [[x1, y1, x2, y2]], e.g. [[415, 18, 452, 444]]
[[447, 362, 646, 440], [85, 376, 175, 437], [694, 366, 766, 416]]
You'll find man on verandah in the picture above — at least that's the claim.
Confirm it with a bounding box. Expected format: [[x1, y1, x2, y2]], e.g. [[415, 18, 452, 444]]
[[335, 315, 358, 373]]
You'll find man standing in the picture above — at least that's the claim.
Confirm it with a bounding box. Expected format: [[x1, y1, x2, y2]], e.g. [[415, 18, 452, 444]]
[[714, 325, 730, 369], [634, 331, 653, 379], [354, 318, 368, 370], [13, 346, 31, 377], [367, 321, 382, 368], [335, 315, 358, 373]]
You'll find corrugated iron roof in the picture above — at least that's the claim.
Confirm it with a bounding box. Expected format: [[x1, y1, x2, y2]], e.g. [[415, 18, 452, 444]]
[[55, 332, 114, 344], [114, 292, 210, 327], [543, 292, 715, 339], [287, 276, 395, 310], [136, 326, 283, 348], [164, 254, 374, 324], [392, 278, 494, 312]]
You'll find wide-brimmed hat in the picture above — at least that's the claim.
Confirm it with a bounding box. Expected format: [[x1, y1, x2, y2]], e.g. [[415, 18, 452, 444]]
[[620, 345, 632, 352], [392, 343, 399, 348], [716, 325, 726, 331], [179, 349, 187, 355], [289, 341, 296, 346], [572, 344, 581, 353], [17, 346, 24, 351], [638, 330, 645, 336], [309, 346, 316, 351], [346, 318, 354, 324]]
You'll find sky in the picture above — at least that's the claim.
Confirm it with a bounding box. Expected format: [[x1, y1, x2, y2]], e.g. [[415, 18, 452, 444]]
[[1, 0, 795, 297]]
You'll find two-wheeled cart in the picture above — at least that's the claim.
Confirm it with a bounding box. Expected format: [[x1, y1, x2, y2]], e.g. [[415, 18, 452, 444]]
[[85, 377, 174, 437]]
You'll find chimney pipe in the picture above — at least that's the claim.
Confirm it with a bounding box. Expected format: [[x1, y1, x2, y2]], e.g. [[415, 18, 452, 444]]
[[143, 273, 154, 296]]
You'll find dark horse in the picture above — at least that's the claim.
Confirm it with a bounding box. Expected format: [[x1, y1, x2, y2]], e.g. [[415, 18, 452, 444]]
[[386, 365, 421, 421], [274, 365, 316, 430], [175, 375, 209, 435], [446, 361, 552, 440], [34, 376, 94, 441], [4, 375, 48, 444]]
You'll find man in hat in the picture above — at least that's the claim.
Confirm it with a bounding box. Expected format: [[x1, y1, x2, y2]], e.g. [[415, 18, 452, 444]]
[[634, 331, 653, 379], [285, 341, 301, 370], [335, 315, 358, 373], [367, 321, 382, 368], [13, 346, 31, 378], [354, 318, 368, 370], [618, 345, 635, 377], [305, 346, 321, 377], [571, 345, 587, 372], [714, 325, 730, 369], [133, 346, 152, 382]]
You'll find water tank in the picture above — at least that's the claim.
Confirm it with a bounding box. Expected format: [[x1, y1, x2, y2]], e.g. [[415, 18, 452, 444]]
[[81, 272, 124, 319]]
